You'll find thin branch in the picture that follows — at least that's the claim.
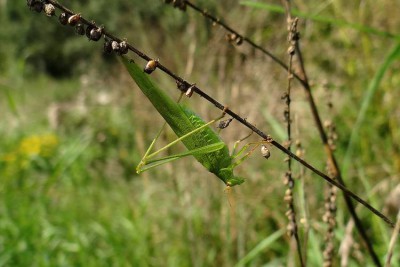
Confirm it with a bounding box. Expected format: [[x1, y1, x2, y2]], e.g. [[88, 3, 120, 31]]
[[385, 209, 400, 267], [281, 1, 304, 265]]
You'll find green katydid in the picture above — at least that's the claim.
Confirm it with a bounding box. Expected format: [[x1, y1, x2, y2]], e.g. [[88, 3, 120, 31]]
[[121, 56, 259, 186]]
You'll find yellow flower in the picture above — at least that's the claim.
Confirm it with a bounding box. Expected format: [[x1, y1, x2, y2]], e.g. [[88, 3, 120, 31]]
[[19, 135, 41, 157], [18, 134, 59, 158]]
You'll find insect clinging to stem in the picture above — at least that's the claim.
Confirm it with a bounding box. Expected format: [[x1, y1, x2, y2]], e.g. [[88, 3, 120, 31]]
[[121, 56, 267, 187]]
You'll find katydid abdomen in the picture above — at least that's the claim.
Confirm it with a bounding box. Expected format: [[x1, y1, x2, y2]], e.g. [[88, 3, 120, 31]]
[[121, 56, 244, 186]]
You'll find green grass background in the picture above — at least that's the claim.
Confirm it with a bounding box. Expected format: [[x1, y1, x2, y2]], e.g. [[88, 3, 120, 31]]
[[1, 0, 399, 266]]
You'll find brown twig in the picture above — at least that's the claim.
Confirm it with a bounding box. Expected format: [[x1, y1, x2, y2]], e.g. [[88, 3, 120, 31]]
[[281, 1, 304, 265], [385, 209, 400, 266]]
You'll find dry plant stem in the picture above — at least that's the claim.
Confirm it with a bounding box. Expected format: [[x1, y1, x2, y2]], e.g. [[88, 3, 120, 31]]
[[385, 210, 400, 267], [282, 6, 304, 266], [280, 0, 379, 265], [45, 0, 394, 229], [293, 25, 383, 267], [322, 124, 338, 266]]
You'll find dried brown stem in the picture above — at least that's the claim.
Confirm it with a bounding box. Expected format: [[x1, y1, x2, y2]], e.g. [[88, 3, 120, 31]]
[[281, 2, 304, 265]]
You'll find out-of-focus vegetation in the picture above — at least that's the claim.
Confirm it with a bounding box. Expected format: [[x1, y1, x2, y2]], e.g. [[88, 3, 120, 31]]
[[0, 0, 399, 266]]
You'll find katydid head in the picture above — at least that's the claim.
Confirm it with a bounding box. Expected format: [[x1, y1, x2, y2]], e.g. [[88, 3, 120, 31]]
[[217, 167, 245, 186]]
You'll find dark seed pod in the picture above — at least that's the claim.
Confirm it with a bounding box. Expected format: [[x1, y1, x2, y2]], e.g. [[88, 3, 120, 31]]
[[68, 13, 81, 26], [144, 59, 159, 74], [75, 23, 85, 35], [44, 3, 55, 17], [164, 0, 172, 3], [235, 36, 243, 45], [27, 0, 41, 12], [226, 33, 243, 46], [89, 27, 103, 41], [172, 0, 186, 11], [103, 39, 112, 54], [176, 80, 188, 92], [59, 13, 69, 25], [119, 41, 128, 55], [85, 24, 95, 39], [172, 0, 180, 7], [180, 2, 187, 11], [29, 1, 43, 13], [27, 0, 35, 7], [111, 41, 120, 53], [185, 84, 196, 98], [218, 118, 233, 129], [226, 33, 236, 42]]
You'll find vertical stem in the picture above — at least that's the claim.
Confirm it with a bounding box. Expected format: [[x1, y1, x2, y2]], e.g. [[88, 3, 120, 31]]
[[282, 1, 304, 266]]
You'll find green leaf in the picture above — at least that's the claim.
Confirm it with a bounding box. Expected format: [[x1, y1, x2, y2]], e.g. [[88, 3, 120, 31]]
[[235, 229, 284, 267], [343, 42, 400, 174]]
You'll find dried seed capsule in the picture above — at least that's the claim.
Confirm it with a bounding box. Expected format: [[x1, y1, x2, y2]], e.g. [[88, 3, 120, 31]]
[[104, 39, 112, 54], [287, 45, 295, 55], [235, 36, 243, 45], [68, 13, 81, 26], [89, 27, 103, 41], [33, 3, 43, 12], [111, 41, 120, 53], [27, 0, 35, 7], [119, 41, 128, 55], [176, 80, 188, 91], [226, 33, 243, 46], [75, 23, 85, 35], [28, 0, 43, 13], [261, 145, 270, 159], [44, 3, 55, 17], [226, 33, 237, 42], [179, 2, 187, 11], [59, 12, 69, 25], [173, 0, 180, 8], [185, 84, 195, 98], [85, 24, 95, 39], [144, 59, 159, 74], [172, 0, 186, 11], [218, 118, 233, 129]]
